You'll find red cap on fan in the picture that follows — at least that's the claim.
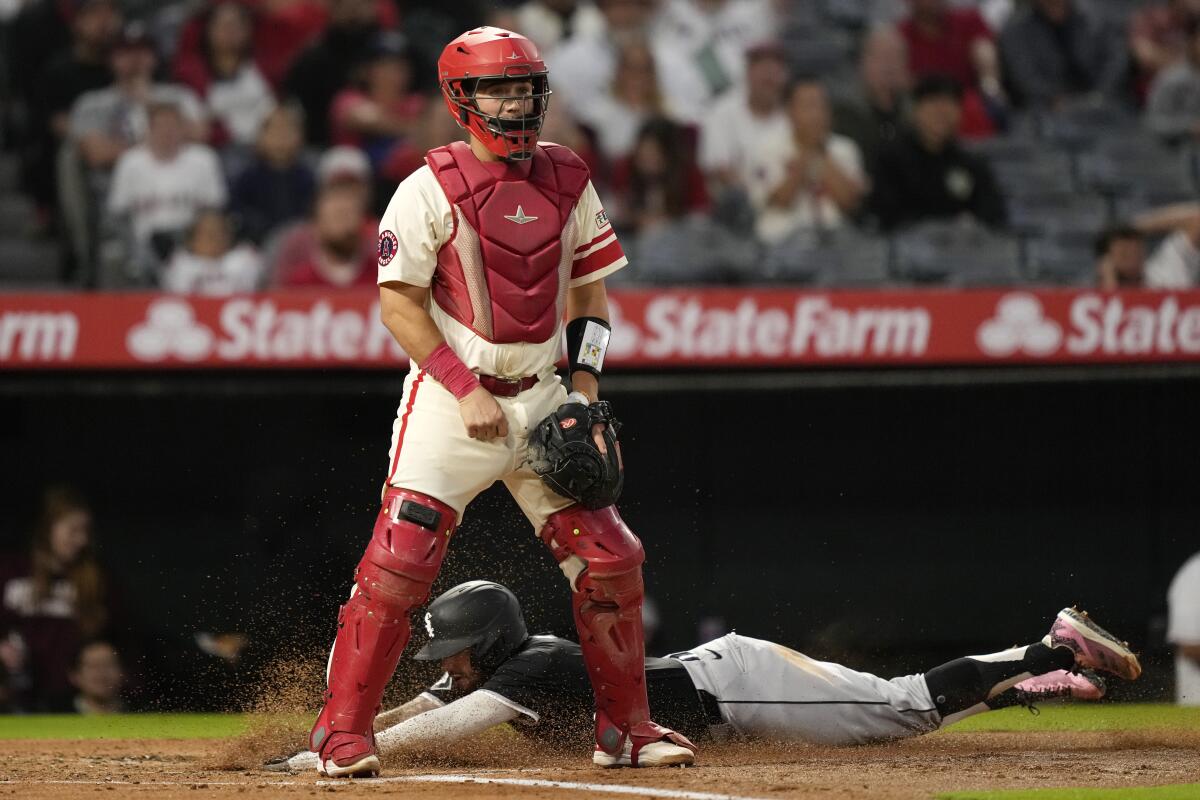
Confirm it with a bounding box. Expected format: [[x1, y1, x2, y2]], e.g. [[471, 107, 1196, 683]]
[[437, 27, 551, 161]]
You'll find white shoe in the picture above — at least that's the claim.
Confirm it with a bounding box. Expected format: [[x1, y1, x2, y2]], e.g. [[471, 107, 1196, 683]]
[[593, 739, 695, 768], [317, 753, 380, 778]]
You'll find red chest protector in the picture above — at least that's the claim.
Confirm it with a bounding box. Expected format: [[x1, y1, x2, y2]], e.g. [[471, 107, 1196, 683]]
[[425, 141, 590, 344]]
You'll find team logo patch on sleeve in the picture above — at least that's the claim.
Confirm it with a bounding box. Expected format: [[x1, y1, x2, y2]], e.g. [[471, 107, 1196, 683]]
[[595, 209, 609, 230], [378, 230, 398, 266]]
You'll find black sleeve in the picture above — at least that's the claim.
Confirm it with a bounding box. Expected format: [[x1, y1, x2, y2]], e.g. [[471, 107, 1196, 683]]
[[478, 648, 555, 717], [970, 157, 1008, 229], [869, 148, 907, 232]]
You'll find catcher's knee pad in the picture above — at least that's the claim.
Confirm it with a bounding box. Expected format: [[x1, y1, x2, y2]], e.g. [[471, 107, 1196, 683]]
[[355, 487, 456, 614], [540, 505, 644, 590]]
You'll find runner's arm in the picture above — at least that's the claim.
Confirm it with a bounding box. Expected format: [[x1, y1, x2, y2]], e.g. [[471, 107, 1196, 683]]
[[373, 693, 446, 731]]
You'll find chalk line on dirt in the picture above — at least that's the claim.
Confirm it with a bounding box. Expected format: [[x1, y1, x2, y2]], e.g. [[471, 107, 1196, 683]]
[[356, 774, 772, 800], [2, 773, 770, 800]]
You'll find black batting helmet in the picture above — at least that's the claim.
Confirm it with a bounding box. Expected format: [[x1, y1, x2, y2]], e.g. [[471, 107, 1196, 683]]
[[414, 581, 529, 672]]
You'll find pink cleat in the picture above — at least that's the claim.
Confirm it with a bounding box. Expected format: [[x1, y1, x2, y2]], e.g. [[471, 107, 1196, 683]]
[[1043, 607, 1142, 681], [1015, 669, 1106, 703]]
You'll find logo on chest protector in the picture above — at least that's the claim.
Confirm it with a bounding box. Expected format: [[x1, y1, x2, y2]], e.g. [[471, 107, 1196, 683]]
[[559, 417, 578, 430], [424, 612, 435, 638], [504, 205, 539, 225]]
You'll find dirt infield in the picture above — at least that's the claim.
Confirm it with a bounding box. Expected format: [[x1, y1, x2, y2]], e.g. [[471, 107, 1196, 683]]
[[4, 729, 1200, 800]]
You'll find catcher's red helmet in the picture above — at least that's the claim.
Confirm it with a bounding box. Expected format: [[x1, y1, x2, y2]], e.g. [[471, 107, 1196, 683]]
[[438, 27, 551, 161]]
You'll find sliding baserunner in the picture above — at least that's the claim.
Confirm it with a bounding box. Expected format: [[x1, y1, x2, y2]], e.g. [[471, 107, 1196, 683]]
[[268, 580, 1140, 771]]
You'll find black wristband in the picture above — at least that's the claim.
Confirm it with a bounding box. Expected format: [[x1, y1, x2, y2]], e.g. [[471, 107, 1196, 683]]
[[566, 316, 611, 379]]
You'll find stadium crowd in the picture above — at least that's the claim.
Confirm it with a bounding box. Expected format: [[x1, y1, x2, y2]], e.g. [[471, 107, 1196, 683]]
[[0, 0, 1199, 291]]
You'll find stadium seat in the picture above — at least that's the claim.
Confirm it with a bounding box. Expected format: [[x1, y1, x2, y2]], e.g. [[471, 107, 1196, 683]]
[[1038, 102, 1140, 150], [782, 29, 855, 81], [631, 216, 761, 285], [816, 232, 891, 287], [989, 151, 1075, 199], [1114, 192, 1200, 221], [965, 135, 1042, 165], [1077, 147, 1195, 197], [0, 238, 62, 287], [820, 0, 870, 30], [0, 194, 37, 237], [893, 220, 1020, 286], [1025, 230, 1097, 286], [762, 229, 891, 286], [951, 235, 1023, 287], [779, 1, 825, 31], [1087, 0, 1146, 28], [709, 187, 757, 239], [762, 229, 824, 284], [0, 154, 18, 194], [1007, 193, 1109, 237]]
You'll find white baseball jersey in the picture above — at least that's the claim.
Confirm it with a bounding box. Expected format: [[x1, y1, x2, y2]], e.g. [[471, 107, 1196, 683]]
[[377, 161, 626, 380], [107, 144, 227, 245], [1168, 552, 1200, 705], [376, 150, 625, 527]]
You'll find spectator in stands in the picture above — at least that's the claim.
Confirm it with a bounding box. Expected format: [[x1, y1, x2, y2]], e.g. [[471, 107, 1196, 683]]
[[700, 40, 790, 193], [0, 487, 114, 712], [65, 640, 125, 714], [283, 0, 389, 146], [160, 208, 263, 295], [652, 0, 777, 124], [24, 0, 120, 223], [1168, 550, 1200, 705], [1094, 204, 1200, 289], [540, 104, 602, 178], [171, 0, 329, 91], [230, 104, 315, 245], [747, 76, 867, 245], [549, 0, 663, 122], [832, 26, 911, 173], [871, 75, 1005, 232], [1130, 0, 1200, 101], [315, 145, 372, 205], [576, 39, 666, 163], [173, 1, 274, 148], [106, 100, 227, 283], [609, 117, 709, 235], [516, 0, 605, 50], [1146, 18, 1200, 144], [269, 178, 377, 288], [871, 1, 1015, 39], [1093, 225, 1147, 289], [899, 0, 1004, 105], [998, 0, 1129, 109], [68, 22, 206, 187], [7, 0, 78, 105], [329, 32, 426, 170]]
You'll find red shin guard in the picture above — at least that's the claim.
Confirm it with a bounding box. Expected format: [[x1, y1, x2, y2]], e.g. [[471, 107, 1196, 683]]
[[310, 488, 455, 765], [541, 505, 696, 763]]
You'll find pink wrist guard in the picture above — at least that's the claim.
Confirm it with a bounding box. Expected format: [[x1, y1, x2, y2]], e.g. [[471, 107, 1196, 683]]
[[420, 343, 480, 401]]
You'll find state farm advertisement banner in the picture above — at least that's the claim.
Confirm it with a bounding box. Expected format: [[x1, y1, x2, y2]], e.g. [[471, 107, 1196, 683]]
[[4, 288, 1200, 369]]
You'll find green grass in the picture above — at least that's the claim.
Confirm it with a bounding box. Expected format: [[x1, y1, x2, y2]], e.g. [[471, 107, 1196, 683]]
[[940, 703, 1200, 733], [940, 783, 1200, 800], [3, 705, 1198, 741], [0, 713, 255, 740], [936, 706, 1200, 800]]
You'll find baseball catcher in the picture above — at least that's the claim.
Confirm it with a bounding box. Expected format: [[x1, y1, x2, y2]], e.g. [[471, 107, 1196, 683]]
[[302, 25, 693, 778], [268, 581, 1142, 771]]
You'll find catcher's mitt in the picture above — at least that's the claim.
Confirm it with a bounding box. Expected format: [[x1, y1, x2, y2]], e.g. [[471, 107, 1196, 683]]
[[527, 401, 623, 509]]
